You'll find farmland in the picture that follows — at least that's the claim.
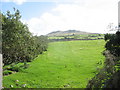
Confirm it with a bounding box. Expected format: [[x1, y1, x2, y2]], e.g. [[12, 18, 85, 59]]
[[3, 40, 105, 88], [48, 34, 104, 40], [47, 30, 104, 42]]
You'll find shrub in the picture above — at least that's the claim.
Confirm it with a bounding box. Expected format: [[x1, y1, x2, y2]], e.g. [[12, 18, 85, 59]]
[[104, 31, 120, 56]]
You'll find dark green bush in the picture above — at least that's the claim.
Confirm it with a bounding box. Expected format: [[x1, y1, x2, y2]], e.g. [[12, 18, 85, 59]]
[[104, 31, 120, 56]]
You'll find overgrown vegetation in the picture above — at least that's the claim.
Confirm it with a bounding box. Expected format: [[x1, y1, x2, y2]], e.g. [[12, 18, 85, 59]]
[[86, 31, 120, 88], [2, 8, 48, 66]]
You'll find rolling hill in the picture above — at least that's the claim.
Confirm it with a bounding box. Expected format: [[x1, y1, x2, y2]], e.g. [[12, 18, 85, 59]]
[[47, 30, 99, 36]]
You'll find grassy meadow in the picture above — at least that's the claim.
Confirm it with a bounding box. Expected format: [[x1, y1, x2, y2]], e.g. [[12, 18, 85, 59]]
[[3, 40, 105, 88]]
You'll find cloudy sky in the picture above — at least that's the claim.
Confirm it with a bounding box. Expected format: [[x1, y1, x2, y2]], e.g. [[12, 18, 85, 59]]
[[1, 0, 119, 35]]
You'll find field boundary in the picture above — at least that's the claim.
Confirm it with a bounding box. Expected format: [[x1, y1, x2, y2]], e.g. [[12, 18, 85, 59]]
[[49, 38, 104, 42]]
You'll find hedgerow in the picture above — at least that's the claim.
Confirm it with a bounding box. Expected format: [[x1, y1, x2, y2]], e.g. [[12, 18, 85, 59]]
[[86, 31, 120, 88]]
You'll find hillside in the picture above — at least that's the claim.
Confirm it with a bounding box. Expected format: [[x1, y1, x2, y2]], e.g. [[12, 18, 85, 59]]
[[47, 30, 98, 36]]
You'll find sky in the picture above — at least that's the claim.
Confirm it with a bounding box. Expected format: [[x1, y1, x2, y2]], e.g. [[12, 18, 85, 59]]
[[1, 0, 119, 35]]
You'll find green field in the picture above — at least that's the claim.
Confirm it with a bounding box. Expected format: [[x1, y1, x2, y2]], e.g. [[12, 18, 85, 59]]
[[3, 40, 105, 88], [48, 34, 104, 40]]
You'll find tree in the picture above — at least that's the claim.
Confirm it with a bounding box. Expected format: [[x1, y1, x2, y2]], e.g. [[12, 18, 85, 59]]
[[2, 8, 48, 65]]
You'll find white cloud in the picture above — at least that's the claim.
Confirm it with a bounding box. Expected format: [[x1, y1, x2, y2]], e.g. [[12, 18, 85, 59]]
[[2, 0, 26, 5], [23, 0, 119, 35]]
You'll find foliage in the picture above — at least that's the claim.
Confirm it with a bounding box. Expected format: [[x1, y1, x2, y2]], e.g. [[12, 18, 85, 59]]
[[104, 31, 120, 56], [86, 31, 120, 88], [3, 63, 30, 74], [2, 8, 48, 65]]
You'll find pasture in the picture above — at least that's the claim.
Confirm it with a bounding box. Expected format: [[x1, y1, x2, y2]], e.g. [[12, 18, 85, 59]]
[[3, 40, 105, 88], [48, 34, 104, 40]]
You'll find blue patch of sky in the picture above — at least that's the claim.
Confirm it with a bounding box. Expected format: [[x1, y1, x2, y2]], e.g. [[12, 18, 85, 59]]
[[1, 2, 57, 20]]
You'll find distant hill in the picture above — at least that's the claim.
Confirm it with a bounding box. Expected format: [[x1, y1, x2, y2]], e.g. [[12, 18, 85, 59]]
[[47, 30, 99, 36]]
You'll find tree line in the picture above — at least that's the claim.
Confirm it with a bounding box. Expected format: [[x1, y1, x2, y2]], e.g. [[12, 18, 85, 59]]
[[1, 8, 48, 65]]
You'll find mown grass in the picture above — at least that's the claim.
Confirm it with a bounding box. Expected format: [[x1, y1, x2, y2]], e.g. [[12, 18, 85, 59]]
[[3, 40, 105, 88]]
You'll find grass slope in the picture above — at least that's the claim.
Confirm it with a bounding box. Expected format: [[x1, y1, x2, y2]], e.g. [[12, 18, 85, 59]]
[[3, 40, 105, 88]]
